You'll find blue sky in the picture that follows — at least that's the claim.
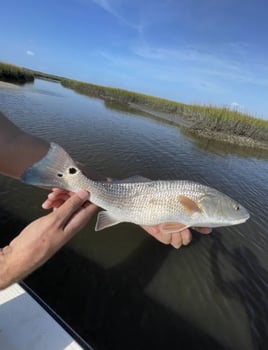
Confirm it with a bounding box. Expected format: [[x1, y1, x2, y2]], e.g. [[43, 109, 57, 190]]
[[1, 0, 268, 118]]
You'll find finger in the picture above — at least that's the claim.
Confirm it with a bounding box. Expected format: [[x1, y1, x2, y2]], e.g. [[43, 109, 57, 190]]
[[42, 196, 70, 209], [157, 232, 172, 245], [181, 229, 192, 245], [49, 193, 70, 203], [42, 199, 52, 209], [42, 189, 72, 209], [48, 192, 70, 202], [53, 190, 89, 227], [52, 187, 68, 193], [51, 199, 66, 210], [192, 227, 212, 234], [170, 232, 182, 249], [51, 188, 74, 196], [63, 203, 98, 235]]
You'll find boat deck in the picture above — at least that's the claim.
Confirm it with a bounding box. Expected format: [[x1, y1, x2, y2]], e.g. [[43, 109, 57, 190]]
[[0, 283, 92, 350]]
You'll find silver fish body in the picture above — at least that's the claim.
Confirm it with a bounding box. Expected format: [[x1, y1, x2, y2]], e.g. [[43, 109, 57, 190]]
[[21, 143, 250, 232]]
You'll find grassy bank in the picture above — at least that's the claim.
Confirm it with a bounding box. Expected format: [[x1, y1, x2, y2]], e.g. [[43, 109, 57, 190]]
[[31, 69, 64, 82], [62, 78, 268, 145], [0, 61, 64, 84], [61, 78, 187, 112], [1, 62, 267, 148], [0, 62, 34, 83]]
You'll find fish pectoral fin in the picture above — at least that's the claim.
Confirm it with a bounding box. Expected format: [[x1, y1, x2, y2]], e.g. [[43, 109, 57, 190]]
[[95, 211, 122, 231], [159, 222, 189, 234], [179, 195, 202, 214]]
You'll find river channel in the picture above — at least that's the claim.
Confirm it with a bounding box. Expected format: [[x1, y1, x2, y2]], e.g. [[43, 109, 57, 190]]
[[1, 79, 268, 350]]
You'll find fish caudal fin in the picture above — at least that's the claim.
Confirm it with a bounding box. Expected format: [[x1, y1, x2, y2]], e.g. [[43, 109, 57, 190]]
[[21, 142, 78, 190], [95, 211, 122, 231]]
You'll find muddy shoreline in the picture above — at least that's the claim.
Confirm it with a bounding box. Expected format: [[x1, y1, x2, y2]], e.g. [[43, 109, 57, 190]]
[[129, 103, 268, 151], [0, 81, 20, 89]]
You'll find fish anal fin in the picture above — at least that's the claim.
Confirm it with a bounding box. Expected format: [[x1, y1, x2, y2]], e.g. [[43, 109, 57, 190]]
[[179, 195, 202, 214], [160, 222, 189, 234], [95, 211, 121, 231]]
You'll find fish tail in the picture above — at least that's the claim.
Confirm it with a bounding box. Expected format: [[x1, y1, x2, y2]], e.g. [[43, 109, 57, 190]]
[[21, 142, 79, 190]]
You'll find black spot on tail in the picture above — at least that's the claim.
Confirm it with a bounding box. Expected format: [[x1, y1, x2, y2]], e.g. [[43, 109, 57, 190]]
[[69, 167, 77, 175]]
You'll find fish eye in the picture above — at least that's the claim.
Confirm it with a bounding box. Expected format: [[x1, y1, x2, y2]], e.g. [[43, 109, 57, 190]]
[[233, 204, 240, 211], [68, 167, 77, 175]]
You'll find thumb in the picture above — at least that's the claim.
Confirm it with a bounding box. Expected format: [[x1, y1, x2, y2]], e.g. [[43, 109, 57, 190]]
[[54, 190, 89, 226]]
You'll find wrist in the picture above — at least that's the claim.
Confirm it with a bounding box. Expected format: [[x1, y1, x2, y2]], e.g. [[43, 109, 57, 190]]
[[0, 247, 13, 290]]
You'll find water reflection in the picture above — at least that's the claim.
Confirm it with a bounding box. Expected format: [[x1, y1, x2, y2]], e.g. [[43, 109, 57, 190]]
[[105, 99, 268, 161], [184, 131, 268, 160], [25, 230, 226, 350], [211, 235, 268, 350]]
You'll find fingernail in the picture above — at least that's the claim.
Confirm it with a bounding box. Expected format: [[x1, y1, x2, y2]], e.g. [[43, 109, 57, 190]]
[[76, 190, 89, 200]]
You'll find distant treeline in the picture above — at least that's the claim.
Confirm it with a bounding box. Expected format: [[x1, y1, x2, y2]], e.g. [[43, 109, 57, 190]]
[[1, 61, 268, 144], [0, 62, 34, 83]]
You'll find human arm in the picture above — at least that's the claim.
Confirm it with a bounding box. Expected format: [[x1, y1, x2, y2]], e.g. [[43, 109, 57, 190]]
[[0, 111, 49, 178], [0, 190, 97, 290]]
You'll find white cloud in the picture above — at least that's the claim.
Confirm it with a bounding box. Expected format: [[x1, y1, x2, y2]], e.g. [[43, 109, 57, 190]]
[[230, 102, 242, 111], [131, 43, 268, 89], [91, 0, 141, 31], [26, 50, 35, 56], [92, 0, 114, 15]]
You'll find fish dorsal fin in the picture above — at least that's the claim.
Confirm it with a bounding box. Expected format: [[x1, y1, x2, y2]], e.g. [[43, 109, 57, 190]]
[[179, 195, 202, 214], [120, 175, 151, 183], [95, 211, 122, 231], [160, 222, 189, 234]]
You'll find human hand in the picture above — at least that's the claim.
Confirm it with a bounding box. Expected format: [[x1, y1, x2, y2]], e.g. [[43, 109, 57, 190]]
[[43, 189, 212, 249], [1, 190, 97, 288], [42, 188, 78, 210], [142, 225, 212, 249]]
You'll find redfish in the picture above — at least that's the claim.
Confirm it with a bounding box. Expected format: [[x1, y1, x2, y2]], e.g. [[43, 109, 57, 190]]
[[21, 143, 250, 233]]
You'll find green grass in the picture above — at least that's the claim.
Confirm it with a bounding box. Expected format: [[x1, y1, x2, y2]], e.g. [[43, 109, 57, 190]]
[[61, 78, 187, 112], [0, 62, 34, 83], [186, 104, 268, 142], [31, 69, 64, 82]]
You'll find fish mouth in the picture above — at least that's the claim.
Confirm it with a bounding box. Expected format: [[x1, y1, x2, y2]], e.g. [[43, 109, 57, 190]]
[[193, 212, 250, 228], [231, 213, 250, 225]]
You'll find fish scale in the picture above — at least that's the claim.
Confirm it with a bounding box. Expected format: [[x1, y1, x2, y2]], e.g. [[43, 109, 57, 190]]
[[90, 181, 207, 225], [21, 142, 250, 232]]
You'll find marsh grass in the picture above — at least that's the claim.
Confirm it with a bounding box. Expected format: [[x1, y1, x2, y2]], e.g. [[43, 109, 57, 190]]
[[187, 105, 268, 142], [1, 62, 267, 144], [0, 62, 34, 83], [62, 79, 268, 142]]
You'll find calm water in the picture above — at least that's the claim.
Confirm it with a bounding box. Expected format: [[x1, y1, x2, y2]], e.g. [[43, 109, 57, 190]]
[[1, 79, 268, 350]]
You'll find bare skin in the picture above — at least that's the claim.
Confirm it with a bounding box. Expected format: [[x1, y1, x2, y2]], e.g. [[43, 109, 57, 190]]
[[0, 111, 49, 178], [0, 190, 96, 289], [0, 111, 211, 289]]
